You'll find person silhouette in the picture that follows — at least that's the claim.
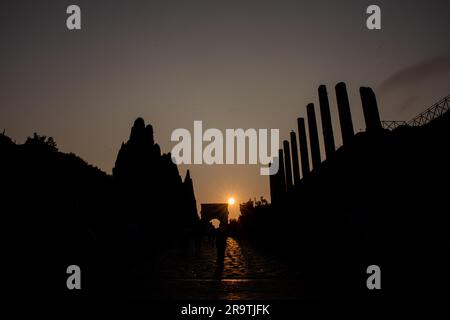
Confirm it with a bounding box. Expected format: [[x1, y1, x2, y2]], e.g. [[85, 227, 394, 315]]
[[215, 222, 227, 264]]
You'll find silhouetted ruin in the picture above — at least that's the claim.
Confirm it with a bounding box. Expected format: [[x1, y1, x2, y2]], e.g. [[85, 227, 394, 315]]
[[112, 117, 198, 233], [1, 117, 200, 298], [269, 163, 278, 204], [335, 82, 355, 144], [263, 84, 450, 299], [360, 87, 382, 132], [2, 85, 449, 301], [297, 117, 310, 177], [318, 85, 336, 158], [200, 203, 229, 226], [290, 131, 301, 185], [306, 103, 321, 170], [283, 140, 293, 189], [277, 148, 286, 193]]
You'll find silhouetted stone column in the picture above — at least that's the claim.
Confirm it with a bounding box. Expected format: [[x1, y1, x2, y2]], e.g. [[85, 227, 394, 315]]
[[269, 162, 279, 204], [307, 103, 321, 170], [360, 87, 382, 132], [290, 131, 301, 185], [297, 117, 310, 177], [335, 82, 354, 145], [318, 85, 335, 159], [278, 149, 286, 194], [283, 140, 293, 189]]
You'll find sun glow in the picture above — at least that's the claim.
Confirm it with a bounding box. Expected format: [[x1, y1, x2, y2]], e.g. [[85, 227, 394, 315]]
[[228, 197, 235, 205]]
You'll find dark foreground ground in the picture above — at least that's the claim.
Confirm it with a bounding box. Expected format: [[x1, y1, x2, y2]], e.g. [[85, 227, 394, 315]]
[[105, 237, 321, 300]]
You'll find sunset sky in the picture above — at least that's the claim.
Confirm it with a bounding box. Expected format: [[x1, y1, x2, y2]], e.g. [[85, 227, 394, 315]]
[[1, 0, 449, 219]]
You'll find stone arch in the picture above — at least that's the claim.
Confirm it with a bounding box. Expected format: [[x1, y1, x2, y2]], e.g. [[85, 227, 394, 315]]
[[200, 203, 229, 226]]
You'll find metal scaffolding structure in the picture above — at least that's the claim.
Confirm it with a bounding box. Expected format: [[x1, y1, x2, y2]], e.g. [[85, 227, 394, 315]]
[[380, 120, 407, 130], [381, 94, 450, 130]]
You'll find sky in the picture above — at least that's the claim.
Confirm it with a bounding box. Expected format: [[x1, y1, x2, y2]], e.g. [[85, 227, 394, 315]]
[[1, 0, 449, 219]]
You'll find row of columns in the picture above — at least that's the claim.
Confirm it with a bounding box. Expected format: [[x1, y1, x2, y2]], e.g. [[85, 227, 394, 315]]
[[270, 83, 382, 203]]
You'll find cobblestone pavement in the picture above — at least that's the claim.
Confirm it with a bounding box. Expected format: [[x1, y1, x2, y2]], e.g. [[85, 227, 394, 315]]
[[116, 237, 314, 300]]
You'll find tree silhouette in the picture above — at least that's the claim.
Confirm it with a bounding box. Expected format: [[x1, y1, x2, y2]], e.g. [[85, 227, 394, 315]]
[[25, 132, 58, 151]]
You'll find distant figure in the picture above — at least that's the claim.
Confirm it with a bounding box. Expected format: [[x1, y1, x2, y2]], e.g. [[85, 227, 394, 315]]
[[215, 222, 228, 263]]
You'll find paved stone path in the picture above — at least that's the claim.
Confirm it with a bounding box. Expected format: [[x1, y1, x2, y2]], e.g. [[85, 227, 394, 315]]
[[115, 237, 315, 300]]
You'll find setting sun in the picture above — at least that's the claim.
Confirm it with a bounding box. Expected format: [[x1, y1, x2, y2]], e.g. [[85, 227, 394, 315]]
[[228, 197, 235, 205]]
